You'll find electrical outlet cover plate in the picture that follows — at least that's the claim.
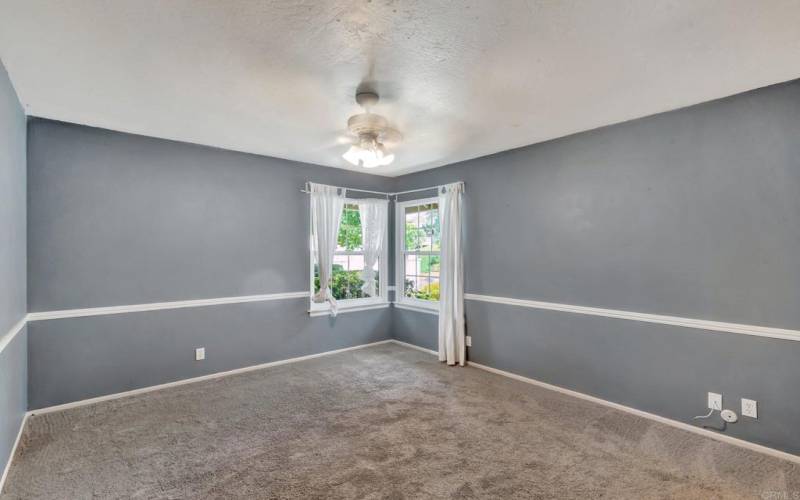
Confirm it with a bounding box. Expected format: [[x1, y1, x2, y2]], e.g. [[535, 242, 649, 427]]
[[195, 347, 205, 361], [708, 392, 722, 411], [465, 336, 472, 347], [742, 398, 758, 419]]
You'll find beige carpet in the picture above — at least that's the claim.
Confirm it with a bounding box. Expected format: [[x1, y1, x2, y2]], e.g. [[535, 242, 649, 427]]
[[2, 343, 798, 499]]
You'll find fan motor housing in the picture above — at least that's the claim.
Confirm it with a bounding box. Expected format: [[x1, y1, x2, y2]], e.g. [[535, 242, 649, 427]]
[[355, 91, 379, 108], [347, 113, 388, 135]]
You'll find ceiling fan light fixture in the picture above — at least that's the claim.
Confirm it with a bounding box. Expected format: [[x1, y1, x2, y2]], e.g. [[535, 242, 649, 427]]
[[341, 89, 401, 169], [341, 133, 395, 168], [342, 144, 363, 166], [379, 153, 395, 166]]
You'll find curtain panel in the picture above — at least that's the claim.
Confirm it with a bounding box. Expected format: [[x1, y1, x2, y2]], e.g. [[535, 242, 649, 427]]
[[309, 183, 346, 316], [437, 182, 465, 366], [358, 198, 389, 298]]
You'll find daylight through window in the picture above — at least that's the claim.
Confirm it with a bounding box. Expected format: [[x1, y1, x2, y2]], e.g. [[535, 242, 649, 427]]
[[313, 203, 380, 301], [397, 198, 440, 306]]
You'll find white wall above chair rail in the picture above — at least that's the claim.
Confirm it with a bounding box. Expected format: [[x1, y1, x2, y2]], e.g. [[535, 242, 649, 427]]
[[464, 293, 800, 342]]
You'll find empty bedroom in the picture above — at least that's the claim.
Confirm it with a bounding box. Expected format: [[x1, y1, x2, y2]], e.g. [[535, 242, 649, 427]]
[[1, 1, 800, 498]]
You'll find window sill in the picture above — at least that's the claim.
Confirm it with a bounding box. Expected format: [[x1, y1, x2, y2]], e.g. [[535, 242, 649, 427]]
[[308, 301, 390, 317], [393, 301, 439, 315]]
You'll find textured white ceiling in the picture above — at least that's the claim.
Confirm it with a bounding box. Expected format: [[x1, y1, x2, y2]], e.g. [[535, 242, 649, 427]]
[[2, 1, 800, 176]]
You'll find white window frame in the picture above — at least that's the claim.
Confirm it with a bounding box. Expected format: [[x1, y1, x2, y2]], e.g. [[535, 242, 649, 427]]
[[395, 196, 440, 315], [309, 199, 389, 317]]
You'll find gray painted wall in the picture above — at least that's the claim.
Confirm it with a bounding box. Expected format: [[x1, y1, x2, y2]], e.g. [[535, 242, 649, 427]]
[[27, 120, 394, 408], [391, 80, 800, 455], [28, 302, 389, 408], [0, 327, 26, 477], [27, 120, 394, 310], [392, 309, 437, 352], [0, 61, 26, 338], [0, 59, 27, 480]]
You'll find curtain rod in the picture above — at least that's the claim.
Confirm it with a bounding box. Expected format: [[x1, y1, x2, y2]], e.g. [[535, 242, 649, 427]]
[[392, 186, 441, 197], [300, 182, 460, 199], [299, 185, 391, 199]]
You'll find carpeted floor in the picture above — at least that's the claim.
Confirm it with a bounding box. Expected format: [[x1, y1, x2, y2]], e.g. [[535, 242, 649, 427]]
[[3, 343, 799, 499]]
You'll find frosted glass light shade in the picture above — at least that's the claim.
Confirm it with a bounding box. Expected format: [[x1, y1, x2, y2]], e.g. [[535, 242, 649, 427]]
[[342, 143, 395, 168]]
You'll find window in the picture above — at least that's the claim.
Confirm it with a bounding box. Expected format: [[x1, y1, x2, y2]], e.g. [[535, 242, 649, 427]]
[[395, 197, 440, 312], [310, 201, 388, 315]]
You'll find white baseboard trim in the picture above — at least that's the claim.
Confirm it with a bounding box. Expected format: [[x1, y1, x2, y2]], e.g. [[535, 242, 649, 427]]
[[0, 412, 28, 494], [27, 291, 310, 322], [0, 316, 27, 356], [388, 339, 800, 465], [467, 360, 800, 465], [29, 339, 394, 416], [390, 339, 438, 356], [465, 293, 800, 342]]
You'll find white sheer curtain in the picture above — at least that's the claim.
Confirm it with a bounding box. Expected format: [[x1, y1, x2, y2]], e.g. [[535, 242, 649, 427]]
[[310, 183, 346, 316], [438, 182, 465, 366], [358, 198, 388, 298]]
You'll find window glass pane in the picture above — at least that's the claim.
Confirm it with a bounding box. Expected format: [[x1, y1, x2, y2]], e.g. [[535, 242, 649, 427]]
[[430, 256, 441, 277], [348, 254, 365, 271], [414, 276, 434, 301], [425, 277, 440, 301], [405, 254, 419, 277], [404, 207, 420, 251], [325, 254, 370, 300], [313, 200, 382, 302], [416, 276, 430, 293], [420, 234, 432, 253], [337, 204, 362, 252], [403, 272, 440, 302], [331, 266, 365, 300], [419, 255, 440, 276], [420, 205, 433, 225], [421, 204, 440, 251], [404, 275, 420, 298], [430, 204, 441, 251], [316, 264, 373, 299], [419, 206, 431, 251], [333, 254, 349, 270], [400, 201, 441, 303]]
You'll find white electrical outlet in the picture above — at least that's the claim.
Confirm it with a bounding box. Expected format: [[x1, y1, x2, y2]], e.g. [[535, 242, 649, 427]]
[[708, 392, 722, 411], [742, 398, 757, 419], [465, 336, 472, 347], [195, 347, 205, 361]]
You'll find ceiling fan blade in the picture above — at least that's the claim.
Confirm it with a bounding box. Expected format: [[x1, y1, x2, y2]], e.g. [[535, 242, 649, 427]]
[[379, 127, 403, 147], [335, 135, 354, 145]]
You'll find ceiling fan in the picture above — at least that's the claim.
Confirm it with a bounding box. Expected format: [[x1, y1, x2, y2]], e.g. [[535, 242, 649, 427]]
[[341, 90, 402, 169]]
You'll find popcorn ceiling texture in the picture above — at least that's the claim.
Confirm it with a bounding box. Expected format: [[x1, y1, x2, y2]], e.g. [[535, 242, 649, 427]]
[[3, 343, 798, 498], [2, 1, 800, 175]]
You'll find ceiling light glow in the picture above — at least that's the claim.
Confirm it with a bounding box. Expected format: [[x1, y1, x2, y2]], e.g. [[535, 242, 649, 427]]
[[342, 134, 395, 168]]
